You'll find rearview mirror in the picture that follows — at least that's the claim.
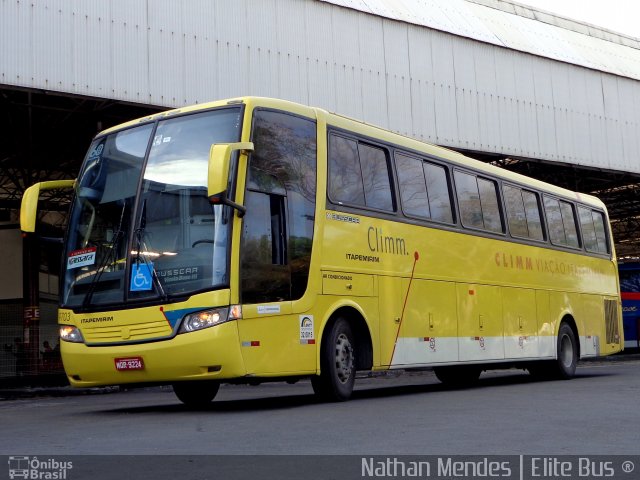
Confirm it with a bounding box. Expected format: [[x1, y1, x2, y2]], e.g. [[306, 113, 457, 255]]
[[20, 180, 76, 233], [208, 142, 254, 217]]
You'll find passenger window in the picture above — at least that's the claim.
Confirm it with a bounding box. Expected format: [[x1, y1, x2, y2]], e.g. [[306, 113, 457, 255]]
[[544, 196, 579, 248], [455, 171, 483, 229], [522, 190, 544, 240], [504, 185, 528, 237], [579, 206, 609, 254], [359, 144, 393, 211], [396, 153, 431, 219], [424, 163, 453, 223], [503, 185, 544, 241], [328, 134, 394, 211], [579, 206, 598, 252], [396, 153, 454, 224], [455, 171, 502, 233], [478, 178, 502, 233], [560, 201, 579, 248], [593, 211, 608, 254], [328, 136, 364, 206]]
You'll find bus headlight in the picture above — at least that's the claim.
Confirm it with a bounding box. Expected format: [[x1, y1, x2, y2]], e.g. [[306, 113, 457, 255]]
[[60, 325, 85, 343], [179, 307, 229, 333]]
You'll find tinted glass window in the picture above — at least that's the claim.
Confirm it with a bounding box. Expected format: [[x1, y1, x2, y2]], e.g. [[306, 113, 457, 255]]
[[559, 201, 579, 248], [359, 143, 393, 211], [455, 171, 502, 232], [522, 190, 544, 240], [478, 178, 502, 233], [455, 171, 483, 229], [244, 110, 317, 302], [504, 185, 528, 237], [544, 196, 579, 248], [504, 185, 544, 241], [396, 153, 430, 218], [579, 206, 608, 254], [593, 211, 608, 253], [424, 163, 453, 223], [328, 135, 364, 206], [396, 153, 453, 223], [544, 197, 565, 245], [579, 206, 598, 252], [328, 134, 393, 212]]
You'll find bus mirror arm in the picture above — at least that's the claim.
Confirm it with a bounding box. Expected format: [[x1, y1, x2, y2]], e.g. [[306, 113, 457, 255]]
[[20, 179, 76, 233], [208, 142, 254, 219], [209, 192, 247, 218]]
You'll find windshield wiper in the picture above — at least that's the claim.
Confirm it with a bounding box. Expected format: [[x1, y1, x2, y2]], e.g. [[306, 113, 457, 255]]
[[81, 202, 128, 308], [133, 200, 168, 300]]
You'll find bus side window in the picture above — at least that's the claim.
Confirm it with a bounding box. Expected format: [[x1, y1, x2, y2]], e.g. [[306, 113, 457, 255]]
[[329, 135, 365, 206], [454, 171, 503, 233], [243, 109, 317, 303], [503, 185, 544, 241], [544, 196, 580, 249], [395, 152, 453, 224], [242, 189, 290, 303], [579, 206, 609, 254], [358, 143, 393, 211], [328, 134, 394, 212]]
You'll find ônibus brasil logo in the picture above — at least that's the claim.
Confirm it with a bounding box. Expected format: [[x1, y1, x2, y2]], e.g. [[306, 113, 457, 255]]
[[8, 456, 73, 479]]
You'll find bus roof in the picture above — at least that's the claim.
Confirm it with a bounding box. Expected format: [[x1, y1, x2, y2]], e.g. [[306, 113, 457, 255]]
[[99, 96, 606, 211]]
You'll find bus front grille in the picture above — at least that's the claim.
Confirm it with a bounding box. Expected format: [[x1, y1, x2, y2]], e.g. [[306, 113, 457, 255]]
[[82, 320, 172, 344]]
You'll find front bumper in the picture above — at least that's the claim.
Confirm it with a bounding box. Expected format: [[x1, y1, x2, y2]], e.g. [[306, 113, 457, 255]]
[[61, 321, 246, 387]]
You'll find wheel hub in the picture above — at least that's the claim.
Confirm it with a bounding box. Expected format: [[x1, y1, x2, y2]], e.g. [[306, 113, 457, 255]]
[[560, 333, 574, 368], [335, 333, 353, 384]]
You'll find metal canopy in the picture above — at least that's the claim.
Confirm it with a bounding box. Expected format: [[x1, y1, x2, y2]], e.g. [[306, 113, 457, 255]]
[[321, 0, 640, 80]]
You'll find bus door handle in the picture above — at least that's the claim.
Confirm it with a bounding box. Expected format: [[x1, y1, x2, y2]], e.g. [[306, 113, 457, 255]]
[[479, 315, 484, 330]]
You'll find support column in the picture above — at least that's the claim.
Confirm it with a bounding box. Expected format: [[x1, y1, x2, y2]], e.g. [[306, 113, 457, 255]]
[[22, 232, 40, 377]]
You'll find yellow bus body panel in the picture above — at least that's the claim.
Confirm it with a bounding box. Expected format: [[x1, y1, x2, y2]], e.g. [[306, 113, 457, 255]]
[[59, 290, 247, 387]]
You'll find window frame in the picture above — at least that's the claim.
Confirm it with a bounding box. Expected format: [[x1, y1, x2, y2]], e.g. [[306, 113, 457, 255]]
[[394, 150, 456, 226], [453, 168, 505, 235], [577, 204, 610, 255], [543, 194, 582, 250], [327, 131, 396, 214], [324, 124, 612, 260], [502, 182, 546, 243]]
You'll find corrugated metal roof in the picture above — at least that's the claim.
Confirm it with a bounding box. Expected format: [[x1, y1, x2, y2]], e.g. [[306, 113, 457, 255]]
[[320, 0, 640, 81]]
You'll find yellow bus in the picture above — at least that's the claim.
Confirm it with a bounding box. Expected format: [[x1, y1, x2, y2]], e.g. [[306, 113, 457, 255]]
[[21, 97, 623, 405]]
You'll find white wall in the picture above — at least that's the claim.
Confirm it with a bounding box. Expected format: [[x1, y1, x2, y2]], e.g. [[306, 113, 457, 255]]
[[2, 0, 640, 172]]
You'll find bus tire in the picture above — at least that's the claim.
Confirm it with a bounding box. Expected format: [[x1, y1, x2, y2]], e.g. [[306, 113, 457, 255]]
[[553, 322, 578, 379], [173, 380, 220, 407], [529, 322, 578, 380], [434, 365, 481, 386], [311, 317, 355, 401]]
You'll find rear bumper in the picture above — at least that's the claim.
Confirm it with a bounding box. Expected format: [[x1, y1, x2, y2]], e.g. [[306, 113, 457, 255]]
[[61, 321, 246, 387]]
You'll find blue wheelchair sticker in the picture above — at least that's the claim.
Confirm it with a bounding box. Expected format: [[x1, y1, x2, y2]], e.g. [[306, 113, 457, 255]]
[[130, 263, 154, 291]]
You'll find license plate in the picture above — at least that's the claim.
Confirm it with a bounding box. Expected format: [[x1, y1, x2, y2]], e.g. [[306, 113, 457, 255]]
[[114, 357, 144, 371]]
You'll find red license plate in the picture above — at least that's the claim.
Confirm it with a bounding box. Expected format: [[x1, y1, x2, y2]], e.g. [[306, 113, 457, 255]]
[[114, 357, 144, 371]]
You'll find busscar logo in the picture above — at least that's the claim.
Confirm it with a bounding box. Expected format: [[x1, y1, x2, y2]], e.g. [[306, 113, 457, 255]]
[[8, 456, 73, 479]]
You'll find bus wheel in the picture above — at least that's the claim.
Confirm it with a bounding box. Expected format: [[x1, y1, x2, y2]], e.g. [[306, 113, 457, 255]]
[[311, 318, 355, 401], [529, 322, 578, 380], [173, 380, 220, 407], [553, 322, 578, 379], [433, 365, 481, 386]]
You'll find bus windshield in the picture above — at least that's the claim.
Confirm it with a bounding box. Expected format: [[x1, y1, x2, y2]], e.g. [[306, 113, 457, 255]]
[[62, 107, 242, 310]]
